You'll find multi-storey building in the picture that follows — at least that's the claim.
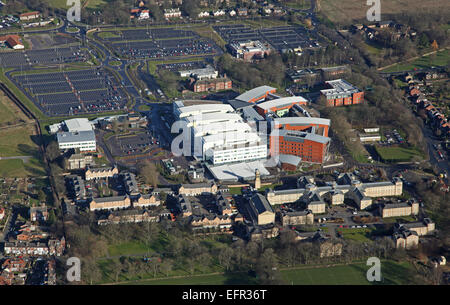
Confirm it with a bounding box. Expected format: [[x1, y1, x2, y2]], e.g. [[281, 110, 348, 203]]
[[270, 129, 330, 164], [320, 79, 364, 107], [56, 130, 97, 152], [89, 195, 132, 211]]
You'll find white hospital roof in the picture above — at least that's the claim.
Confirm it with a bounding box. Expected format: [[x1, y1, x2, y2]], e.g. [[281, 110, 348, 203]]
[[178, 104, 234, 116], [256, 96, 308, 110], [193, 121, 251, 137], [202, 130, 261, 146], [64, 118, 93, 132], [235, 85, 277, 103], [207, 160, 270, 181], [273, 117, 330, 126], [57, 130, 96, 143], [185, 112, 242, 126]]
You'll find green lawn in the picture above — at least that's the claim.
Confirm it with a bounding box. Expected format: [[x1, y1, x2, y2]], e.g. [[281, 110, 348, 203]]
[[118, 260, 418, 285], [375, 146, 423, 163], [382, 49, 450, 73], [47, 0, 106, 10], [337, 228, 374, 243], [0, 158, 45, 178], [107, 241, 150, 257]]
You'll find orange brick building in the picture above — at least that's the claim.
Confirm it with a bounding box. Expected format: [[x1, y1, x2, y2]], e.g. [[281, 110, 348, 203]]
[[270, 129, 330, 164], [190, 77, 232, 92], [320, 79, 364, 107], [272, 117, 331, 137]]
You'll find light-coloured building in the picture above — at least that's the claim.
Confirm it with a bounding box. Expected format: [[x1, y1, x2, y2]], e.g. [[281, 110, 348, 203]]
[[178, 65, 218, 80], [280, 210, 314, 226], [394, 218, 435, 236], [57, 131, 96, 152], [267, 176, 403, 209], [85, 166, 118, 181], [133, 194, 160, 208], [98, 209, 159, 225], [248, 193, 275, 225], [68, 154, 94, 170], [380, 199, 419, 218], [393, 227, 419, 249], [178, 182, 218, 196], [190, 214, 232, 231], [89, 195, 131, 211]]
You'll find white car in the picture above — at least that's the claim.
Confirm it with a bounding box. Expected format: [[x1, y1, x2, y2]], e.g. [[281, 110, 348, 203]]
[[353, 211, 358, 215]]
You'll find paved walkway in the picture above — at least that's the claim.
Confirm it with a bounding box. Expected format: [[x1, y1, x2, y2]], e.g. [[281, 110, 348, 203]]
[[0, 156, 32, 163]]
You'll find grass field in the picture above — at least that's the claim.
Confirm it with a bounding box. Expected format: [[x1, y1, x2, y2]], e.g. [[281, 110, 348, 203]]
[[320, 0, 449, 25], [47, 0, 106, 10], [0, 158, 45, 177], [375, 145, 422, 162], [382, 49, 450, 73], [337, 227, 374, 243], [118, 260, 418, 285], [0, 93, 29, 126], [107, 241, 150, 257]]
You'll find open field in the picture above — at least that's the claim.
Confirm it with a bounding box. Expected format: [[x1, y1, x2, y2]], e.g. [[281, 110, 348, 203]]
[[116, 260, 418, 285], [381, 49, 450, 73], [0, 92, 29, 126], [0, 93, 45, 177], [375, 145, 423, 162], [320, 0, 449, 25], [47, 0, 106, 10]]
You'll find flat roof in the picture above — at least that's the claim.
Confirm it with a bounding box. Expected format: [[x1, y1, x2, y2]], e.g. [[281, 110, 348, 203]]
[[235, 85, 277, 103], [321, 79, 360, 98], [256, 96, 308, 110], [64, 118, 93, 132], [193, 122, 251, 137], [273, 117, 330, 127], [203, 130, 261, 146], [185, 112, 242, 126], [57, 130, 96, 144], [207, 160, 269, 181], [279, 154, 302, 166], [177, 103, 234, 116], [277, 129, 330, 144]]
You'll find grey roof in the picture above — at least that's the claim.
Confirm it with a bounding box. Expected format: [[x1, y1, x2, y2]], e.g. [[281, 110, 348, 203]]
[[273, 117, 330, 127], [92, 195, 128, 203], [279, 154, 302, 166], [227, 99, 253, 110], [255, 96, 308, 110], [250, 193, 274, 215], [57, 130, 96, 144], [277, 129, 330, 144], [235, 85, 276, 103], [242, 106, 264, 121]]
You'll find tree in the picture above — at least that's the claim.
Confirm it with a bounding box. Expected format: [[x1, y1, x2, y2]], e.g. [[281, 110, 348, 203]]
[[37, 189, 46, 203], [138, 161, 159, 187], [218, 247, 234, 271], [45, 141, 60, 162], [160, 259, 173, 277]]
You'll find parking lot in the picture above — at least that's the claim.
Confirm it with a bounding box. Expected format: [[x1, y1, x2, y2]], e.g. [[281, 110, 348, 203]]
[[0, 46, 87, 68], [111, 38, 219, 59], [157, 60, 207, 72], [98, 28, 220, 59], [213, 24, 320, 52], [12, 68, 128, 116], [380, 129, 405, 145], [106, 130, 163, 159]]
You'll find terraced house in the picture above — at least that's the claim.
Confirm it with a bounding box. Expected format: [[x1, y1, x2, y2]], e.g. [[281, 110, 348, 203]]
[[85, 166, 119, 181], [89, 195, 132, 211]]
